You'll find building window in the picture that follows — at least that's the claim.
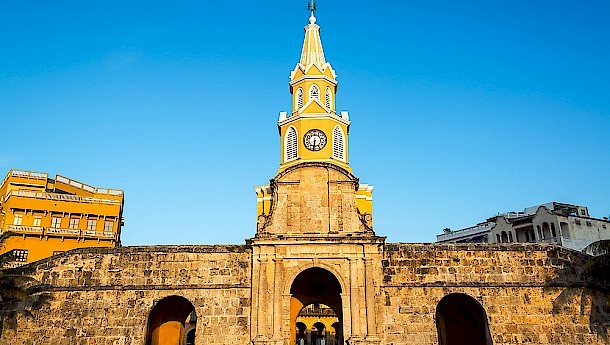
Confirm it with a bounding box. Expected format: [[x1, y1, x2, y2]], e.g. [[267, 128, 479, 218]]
[[332, 126, 345, 161], [104, 220, 114, 232], [51, 217, 62, 228], [69, 218, 79, 230], [33, 216, 42, 227], [12, 249, 28, 262], [325, 87, 332, 109], [603, 224, 607, 229], [296, 88, 304, 109], [496, 234, 500, 243], [285, 126, 298, 162], [580, 209, 586, 216], [586, 221, 592, 227], [309, 85, 320, 102], [560, 222, 570, 238], [87, 219, 97, 231], [501, 231, 508, 243], [508, 232, 513, 243], [551, 223, 556, 237], [575, 219, 581, 226], [13, 214, 23, 226], [52, 251, 65, 256], [537, 225, 543, 240]]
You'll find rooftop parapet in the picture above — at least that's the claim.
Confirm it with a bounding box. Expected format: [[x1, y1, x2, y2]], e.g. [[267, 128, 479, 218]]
[[0, 169, 49, 188], [55, 174, 123, 197]]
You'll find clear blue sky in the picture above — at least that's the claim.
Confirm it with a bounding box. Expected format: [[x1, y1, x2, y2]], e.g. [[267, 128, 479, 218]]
[[2, 1, 609, 245]]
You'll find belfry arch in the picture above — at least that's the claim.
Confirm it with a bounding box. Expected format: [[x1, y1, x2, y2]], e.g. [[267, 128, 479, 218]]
[[436, 293, 493, 345], [290, 267, 344, 345], [145, 295, 197, 345]]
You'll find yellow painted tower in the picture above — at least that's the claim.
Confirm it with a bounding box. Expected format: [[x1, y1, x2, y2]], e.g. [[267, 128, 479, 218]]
[[255, 8, 374, 226], [278, 11, 350, 173]]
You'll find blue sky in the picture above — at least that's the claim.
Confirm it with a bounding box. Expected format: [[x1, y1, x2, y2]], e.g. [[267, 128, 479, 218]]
[[2, 1, 609, 245]]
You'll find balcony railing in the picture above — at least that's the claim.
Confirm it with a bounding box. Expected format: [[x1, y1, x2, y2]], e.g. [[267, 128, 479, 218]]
[[83, 230, 114, 238], [4, 190, 121, 205], [46, 228, 81, 236], [437, 222, 494, 242], [6, 225, 43, 234], [2, 262, 25, 269], [3, 225, 115, 240]]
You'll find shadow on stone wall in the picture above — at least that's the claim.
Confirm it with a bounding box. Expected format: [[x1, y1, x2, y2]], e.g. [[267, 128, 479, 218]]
[[0, 265, 53, 339], [545, 246, 609, 341]]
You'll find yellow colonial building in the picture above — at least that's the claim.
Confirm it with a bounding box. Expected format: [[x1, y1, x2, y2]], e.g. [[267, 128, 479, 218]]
[[0, 169, 124, 265]]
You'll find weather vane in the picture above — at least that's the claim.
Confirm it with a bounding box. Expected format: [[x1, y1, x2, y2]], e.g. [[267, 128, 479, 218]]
[[308, 0, 317, 13]]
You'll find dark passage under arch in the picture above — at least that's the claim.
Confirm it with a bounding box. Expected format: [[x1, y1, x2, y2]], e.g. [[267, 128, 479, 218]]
[[436, 293, 493, 345]]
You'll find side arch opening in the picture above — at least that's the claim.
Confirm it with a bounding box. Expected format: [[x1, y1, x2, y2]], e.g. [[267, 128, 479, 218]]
[[145, 295, 197, 345], [436, 293, 493, 345]]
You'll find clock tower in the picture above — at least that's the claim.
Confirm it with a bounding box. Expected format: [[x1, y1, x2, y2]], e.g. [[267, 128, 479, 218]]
[[277, 10, 351, 173], [255, 6, 374, 236], [251, 6, 382, 345]]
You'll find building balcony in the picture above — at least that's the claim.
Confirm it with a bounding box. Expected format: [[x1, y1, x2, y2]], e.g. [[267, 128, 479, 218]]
[[2, 261, 25, 269], [46, 227, 81, 237], [2, 225, 115, 240], [4, 189, 121, 205], [6, 224, 44, 235], [83, 230, 115, 239]]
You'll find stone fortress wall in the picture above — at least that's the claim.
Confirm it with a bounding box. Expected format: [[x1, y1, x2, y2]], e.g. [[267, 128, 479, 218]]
[[2, 245, 252, 345], [2, 242, 608, 344], [381, 243, 608, 345]]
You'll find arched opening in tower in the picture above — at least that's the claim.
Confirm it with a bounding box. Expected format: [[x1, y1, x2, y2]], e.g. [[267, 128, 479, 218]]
[[436, 293, 493, 345], [290, 267, 343, 345], [145, 295, 197, 345]]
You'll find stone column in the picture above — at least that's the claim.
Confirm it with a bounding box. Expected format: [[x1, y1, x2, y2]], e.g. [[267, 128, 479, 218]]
[[341, 291, 351, 341], [252, 258, 269, 345], [348, 257, 360, 340], [271, 258, 284, 344], [363, 258, 380, 344], [363, 258, 376, 335]]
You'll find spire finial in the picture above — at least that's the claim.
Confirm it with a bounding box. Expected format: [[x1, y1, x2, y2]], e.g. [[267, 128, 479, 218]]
[[308, 0, 317, 13], [308, 0, 317, 24]]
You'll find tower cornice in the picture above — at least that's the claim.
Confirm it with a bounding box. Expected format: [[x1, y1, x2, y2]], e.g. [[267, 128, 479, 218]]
[[278, 113, 350, 127]]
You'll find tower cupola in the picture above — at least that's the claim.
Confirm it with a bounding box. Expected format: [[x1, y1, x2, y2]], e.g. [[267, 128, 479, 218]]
[[278, 6, 350, 173]]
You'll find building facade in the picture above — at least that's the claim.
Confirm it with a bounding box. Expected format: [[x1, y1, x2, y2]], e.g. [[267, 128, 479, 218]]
[[1, 8, 608, 345], [0, 169, 124, 265], [437, 202, 610, 252]]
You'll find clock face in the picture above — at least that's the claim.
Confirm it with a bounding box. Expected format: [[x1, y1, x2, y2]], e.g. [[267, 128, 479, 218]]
[[303, 129, 327, 151]]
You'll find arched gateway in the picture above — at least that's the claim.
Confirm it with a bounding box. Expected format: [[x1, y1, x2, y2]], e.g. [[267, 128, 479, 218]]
[[436, 293, 492, 345], [145, 295, 197, 345], [290, 268, 343, 345]]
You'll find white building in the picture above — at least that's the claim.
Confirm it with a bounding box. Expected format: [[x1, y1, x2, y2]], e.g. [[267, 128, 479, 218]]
[[437, 202, 610, 252]]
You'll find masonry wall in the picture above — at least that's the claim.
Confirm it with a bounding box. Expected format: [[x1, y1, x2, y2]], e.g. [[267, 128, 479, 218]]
[[2, 243, 608, 345], [381, 243, 609, 345], [1, 245, 252, 345]]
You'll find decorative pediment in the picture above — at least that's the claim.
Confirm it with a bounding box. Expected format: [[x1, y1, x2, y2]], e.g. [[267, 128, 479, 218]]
[[299, 99, 328, 114]]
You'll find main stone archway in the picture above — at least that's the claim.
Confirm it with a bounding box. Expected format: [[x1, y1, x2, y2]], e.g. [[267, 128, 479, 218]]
[[290, 267, 343, 345], [436, 293, 493, 345], [145, 295, 197, 345]]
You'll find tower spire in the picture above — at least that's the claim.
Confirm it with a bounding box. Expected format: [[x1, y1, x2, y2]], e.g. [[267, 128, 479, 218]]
[[299, 0, 325, 67]]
